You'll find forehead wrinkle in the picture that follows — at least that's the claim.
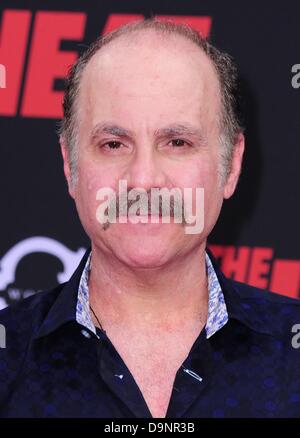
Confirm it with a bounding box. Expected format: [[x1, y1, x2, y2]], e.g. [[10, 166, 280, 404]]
[[83, 29, 220, 95], [90, 122, 134, 143], [80, 33, 221, 139], [89, 121, 207, 144]]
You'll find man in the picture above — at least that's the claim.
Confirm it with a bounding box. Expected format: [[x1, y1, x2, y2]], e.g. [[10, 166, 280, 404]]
[[0, 19, 300, 418]]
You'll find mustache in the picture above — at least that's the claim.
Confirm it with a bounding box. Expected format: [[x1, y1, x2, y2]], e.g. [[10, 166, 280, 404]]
[[102, 189, 188, 229]]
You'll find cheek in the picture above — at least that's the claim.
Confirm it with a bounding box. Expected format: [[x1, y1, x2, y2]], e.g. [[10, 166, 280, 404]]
[[174, 158, 219, 190], [77, 159, 118, 192], [75, 163, 116, 223], [176, 159, 222, 221]]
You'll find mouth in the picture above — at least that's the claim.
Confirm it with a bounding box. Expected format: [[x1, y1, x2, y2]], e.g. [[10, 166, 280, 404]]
[[110, 210, 171, 226]]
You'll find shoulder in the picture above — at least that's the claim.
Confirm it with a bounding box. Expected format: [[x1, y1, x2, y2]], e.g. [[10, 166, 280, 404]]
[[0, 285, 65, 402], [228, 278, 300, 335], [232, 278, 300, 305], [0, 284, 65, 335]]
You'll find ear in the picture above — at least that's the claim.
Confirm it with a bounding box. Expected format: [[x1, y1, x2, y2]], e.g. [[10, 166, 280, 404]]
[[223, 132, 245, 199], [60, 138, 75, 199]]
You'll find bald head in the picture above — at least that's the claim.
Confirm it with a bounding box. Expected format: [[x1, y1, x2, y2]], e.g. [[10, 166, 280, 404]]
[[80, 29, 220, 147], [59, 19, 244, 184]]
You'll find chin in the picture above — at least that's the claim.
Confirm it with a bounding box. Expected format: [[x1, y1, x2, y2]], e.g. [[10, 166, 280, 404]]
[[118, 250, 171, 269], [115, 238, 175, 268]]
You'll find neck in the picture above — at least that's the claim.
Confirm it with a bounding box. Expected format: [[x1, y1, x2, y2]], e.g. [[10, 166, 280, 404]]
[[88, 242, 209, 333]]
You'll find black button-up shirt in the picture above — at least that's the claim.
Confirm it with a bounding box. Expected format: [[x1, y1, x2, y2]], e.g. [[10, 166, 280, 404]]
[[0, 248, 300, 418]]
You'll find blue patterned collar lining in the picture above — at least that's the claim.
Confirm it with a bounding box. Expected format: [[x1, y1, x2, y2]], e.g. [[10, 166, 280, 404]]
[[76, 251, 228, 339]]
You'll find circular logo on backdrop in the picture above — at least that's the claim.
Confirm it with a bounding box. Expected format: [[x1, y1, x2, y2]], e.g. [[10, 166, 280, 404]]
[[0, 237, 86, 309]]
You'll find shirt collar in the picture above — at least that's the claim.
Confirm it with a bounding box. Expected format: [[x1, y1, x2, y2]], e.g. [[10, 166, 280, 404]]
[[75, 249, 229, 340], [34, 246, 275, 340], [205, 247, 274, 336], [33, 248, 91, 340]]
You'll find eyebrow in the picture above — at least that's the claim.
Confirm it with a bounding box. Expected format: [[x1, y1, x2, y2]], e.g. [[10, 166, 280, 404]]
[[89, 122, 207, 144]]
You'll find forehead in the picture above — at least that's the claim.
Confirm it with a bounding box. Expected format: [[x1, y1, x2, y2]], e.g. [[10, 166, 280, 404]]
[[78, 30, 221, 128]]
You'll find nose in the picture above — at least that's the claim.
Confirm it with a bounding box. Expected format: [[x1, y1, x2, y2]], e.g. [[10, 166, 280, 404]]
[[121, 144, 168, 192]]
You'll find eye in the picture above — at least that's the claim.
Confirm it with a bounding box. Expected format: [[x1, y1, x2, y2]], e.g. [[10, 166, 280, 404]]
[[169, 139, 190, 147], [102, 141, 122, 150]]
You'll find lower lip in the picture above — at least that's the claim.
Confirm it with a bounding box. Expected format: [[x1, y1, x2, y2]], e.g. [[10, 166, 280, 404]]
[[118, 214, 164, 224]]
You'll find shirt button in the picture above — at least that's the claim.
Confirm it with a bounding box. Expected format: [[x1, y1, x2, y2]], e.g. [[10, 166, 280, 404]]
[[81, 329, 92, 339], [182, 367, 203, 382]]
